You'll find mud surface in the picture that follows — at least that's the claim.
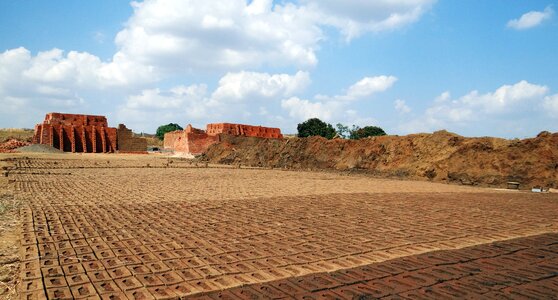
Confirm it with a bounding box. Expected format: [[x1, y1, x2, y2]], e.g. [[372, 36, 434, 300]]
[[202, 131, 558, 189], [1, 153, 557, 299]]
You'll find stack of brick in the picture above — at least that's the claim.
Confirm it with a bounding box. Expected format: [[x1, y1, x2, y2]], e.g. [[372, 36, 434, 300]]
[[164, 123, 282, 155], [117, 124, 147, 153], [33, 113, 117, 153], [164, 124, 219, 155], [206, 123, 283, 138]]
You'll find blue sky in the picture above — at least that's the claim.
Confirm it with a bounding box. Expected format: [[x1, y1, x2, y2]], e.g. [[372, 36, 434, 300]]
[[1, 0, 557, 138]]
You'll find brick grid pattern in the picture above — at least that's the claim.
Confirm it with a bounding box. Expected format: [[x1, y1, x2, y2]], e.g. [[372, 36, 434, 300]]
[[7, 156, 558, 299], [201, 233, 558, 299]]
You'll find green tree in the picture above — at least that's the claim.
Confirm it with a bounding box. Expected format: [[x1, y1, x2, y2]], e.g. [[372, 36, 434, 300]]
[[335, 123, 350, 139], [155, 123, 183, 140], [297, 118, 336, 139], [349, 125, 387, 140]]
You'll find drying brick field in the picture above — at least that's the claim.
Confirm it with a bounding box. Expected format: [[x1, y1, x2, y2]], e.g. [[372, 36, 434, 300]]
[[1, 153, 557, 299]]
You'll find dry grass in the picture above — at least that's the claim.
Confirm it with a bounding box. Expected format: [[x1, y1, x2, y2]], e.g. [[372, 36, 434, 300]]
[[0, 129, 34, 143]]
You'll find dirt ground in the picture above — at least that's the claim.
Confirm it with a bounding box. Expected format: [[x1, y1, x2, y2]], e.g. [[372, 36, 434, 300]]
[[1, 152, 557, 299], [203, 131, 558, 189]]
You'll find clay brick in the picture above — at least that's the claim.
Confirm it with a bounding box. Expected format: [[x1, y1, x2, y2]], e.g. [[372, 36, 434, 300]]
[[89, 270, 112, 283], [70, 283, 98, 298], [159, 271, 184, 285], [19, 279, 44, 293], [115, 276, 144, 291], [137, 273, 165, 287], [147, 286, 178, 299], [67, 273, 92, 286], [20, 289, 47, 300], [46, 287, 73, 299], [42, 266, 64, 278], [93, 280, 121, 294], [169, 283, 198, 297], [108, 266, 133, 279], [63, 263, 86, 276], [128, 264, 152, 276], [126, 288, 156, 300]]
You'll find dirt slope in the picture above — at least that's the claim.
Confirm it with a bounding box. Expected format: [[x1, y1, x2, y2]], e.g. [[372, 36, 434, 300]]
[[201, 130, 558, 189]]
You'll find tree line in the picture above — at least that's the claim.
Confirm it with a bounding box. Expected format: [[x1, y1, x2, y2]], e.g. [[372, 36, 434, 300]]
[[155, 118, 386, 140], [297, 118, 386, 139]]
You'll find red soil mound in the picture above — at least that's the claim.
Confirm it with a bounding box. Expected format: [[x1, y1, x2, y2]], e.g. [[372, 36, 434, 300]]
[[202, 130, 558, 189]]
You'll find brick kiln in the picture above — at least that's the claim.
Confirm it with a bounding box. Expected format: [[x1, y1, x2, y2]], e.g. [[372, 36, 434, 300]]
[[33, 113, 117, 153], [33, 113, 147, 153], [164, 123, 283, 154]]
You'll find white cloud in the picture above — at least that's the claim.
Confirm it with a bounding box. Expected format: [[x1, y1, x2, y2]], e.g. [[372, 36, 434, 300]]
[[282, 75, 396, 124], [119, 70, 310, 131], [346, 76, 397, 99], [394, 99, 411, 113], [109, 0, 435, 73], [507, 6, 554, 30], [543, 93, 558, 116], [114, 0, 322, 72], [316, 75, 397, 102], [281, 96, 339, 121], [399, 81, 550, 134], [211, 71, 310, 103], [303, 0, 436, 40]]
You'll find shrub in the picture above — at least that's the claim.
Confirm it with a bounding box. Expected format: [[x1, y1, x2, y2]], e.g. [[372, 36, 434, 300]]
[[349, 125, 387, 139], [297, 118, 336, 139]]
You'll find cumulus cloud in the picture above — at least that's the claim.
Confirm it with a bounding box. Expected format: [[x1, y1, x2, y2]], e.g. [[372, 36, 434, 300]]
[[399, 80, 550, 134], [281, 97, 340, 121], [507, 6, 554, 30], [119, 70, 309, 131], [0, 47, 159, 127], [211, 71, 310, 103], [110, 0, 435, 73], [281, 75, 396, 124], [114, 0, 321, 72], [394, 99, 411, 113], [543, 93, 558, 116], [0, 48, 85, 118]]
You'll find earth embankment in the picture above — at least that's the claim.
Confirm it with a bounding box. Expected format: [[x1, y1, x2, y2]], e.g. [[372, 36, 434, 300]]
[[202, 130, 558, 189]]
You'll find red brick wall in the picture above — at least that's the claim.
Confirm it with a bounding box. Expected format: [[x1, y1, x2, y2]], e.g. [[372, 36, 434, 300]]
[[186, 133, 219, 154], [164, 122, 282, 154], [32, 113, 117, 153], [44, 113, 109, 127], [117, 124, 147, 153], [163, 131, 185, 150], [206, 123, 282, 138]]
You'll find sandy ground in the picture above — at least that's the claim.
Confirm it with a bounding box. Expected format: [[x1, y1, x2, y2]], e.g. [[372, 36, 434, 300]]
[[1, 152, 557, 298]]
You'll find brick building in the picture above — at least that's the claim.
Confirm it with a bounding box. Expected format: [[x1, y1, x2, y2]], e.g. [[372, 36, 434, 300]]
[[33, 113, 147, 153], [33, 113, 118, 153], [164, 123, 283, 154]]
